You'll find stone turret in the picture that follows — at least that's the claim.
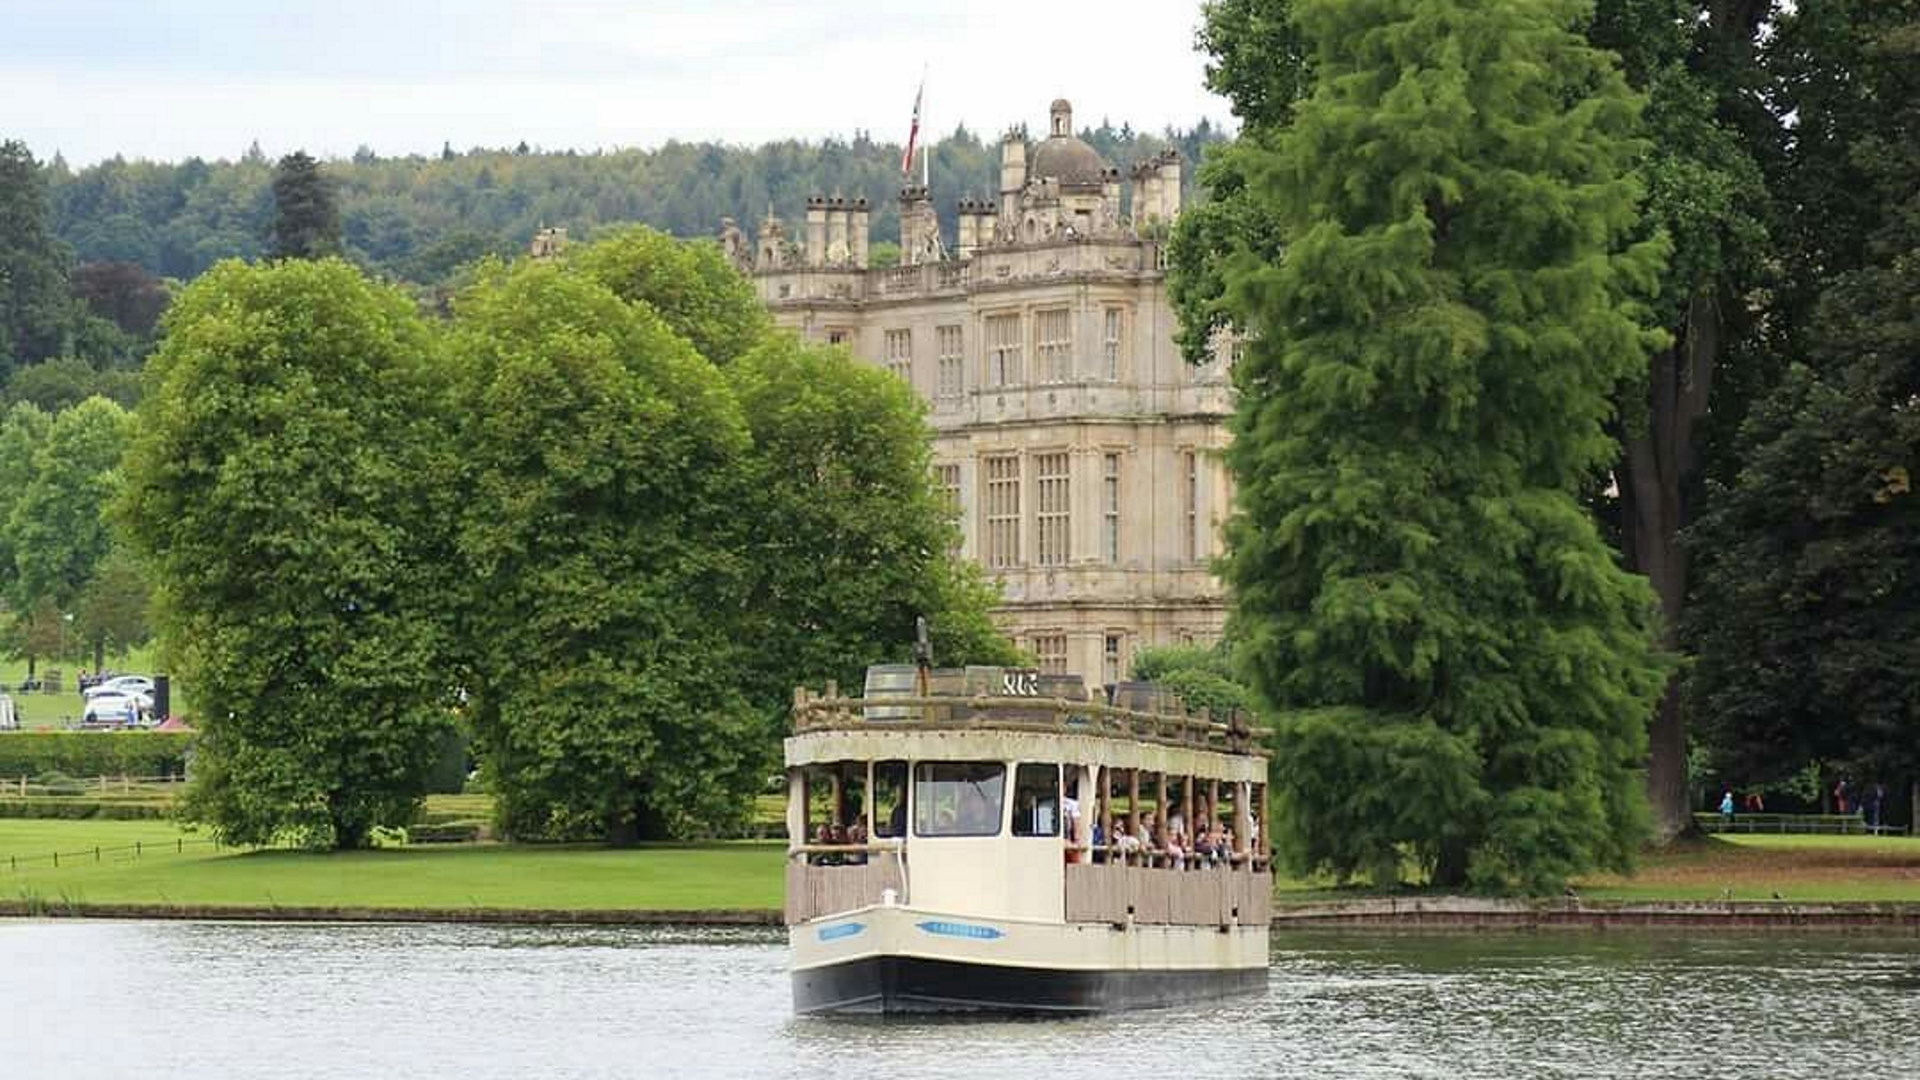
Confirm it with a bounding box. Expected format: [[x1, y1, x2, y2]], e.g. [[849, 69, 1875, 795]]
[[805, 195, 829, 267], [850, 196, 870, 268], [755, 208, 790, 271], [529, 225, 568, 260], [999, 130, 1027, 224], [826, 195, 849, 265]]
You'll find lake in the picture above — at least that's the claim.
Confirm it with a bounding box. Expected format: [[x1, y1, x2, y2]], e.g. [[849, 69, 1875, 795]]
[[2, 921, 1916, 1078]]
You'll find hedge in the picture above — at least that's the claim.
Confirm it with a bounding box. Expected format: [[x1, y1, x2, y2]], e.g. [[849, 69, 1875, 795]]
[[0, 732, 194, 780], [0, 798, 172, 821]]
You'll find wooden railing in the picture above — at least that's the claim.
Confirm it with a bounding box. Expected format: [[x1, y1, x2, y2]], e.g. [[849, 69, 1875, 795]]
[[1065, 863, 1272, 926], [791, 690, 1266, 756], [785, 849, 907, 923]]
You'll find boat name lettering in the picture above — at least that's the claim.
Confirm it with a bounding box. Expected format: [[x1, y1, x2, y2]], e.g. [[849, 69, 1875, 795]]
[[817, 922, 866, 942], [916, 921, 1005, 940]]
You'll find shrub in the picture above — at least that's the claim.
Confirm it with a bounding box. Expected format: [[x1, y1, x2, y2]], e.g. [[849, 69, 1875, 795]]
[[0, 732, 194, 779], [0, 798, 170, 820], [33, 772, 88, 797]]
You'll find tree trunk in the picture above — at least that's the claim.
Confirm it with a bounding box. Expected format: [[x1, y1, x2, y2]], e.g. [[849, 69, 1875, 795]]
[[1620, 293, 1718, 844], [1910, 780, 1918, 837], [92, 639, 105, 675], [1433, 839, 1470, 890], [26, 654, 36, 681]]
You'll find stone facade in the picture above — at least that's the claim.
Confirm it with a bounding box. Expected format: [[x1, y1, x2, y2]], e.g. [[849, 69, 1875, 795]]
[[735, 100, 1231, 685]]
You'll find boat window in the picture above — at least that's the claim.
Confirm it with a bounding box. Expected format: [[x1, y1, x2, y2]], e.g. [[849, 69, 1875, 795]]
[[1011, 762, 1060, 837], [873, 760, 908, 837], [913, 762, 1006, 837]]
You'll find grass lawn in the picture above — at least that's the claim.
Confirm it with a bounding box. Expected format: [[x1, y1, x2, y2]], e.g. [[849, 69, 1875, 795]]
[[3, 820, 1917, 915], [0, 818, 786, 911], [1575, 833, 1920, 902]]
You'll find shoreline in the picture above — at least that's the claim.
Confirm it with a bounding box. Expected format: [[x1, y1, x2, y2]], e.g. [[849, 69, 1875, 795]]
[[5, 897, 1919, 932]]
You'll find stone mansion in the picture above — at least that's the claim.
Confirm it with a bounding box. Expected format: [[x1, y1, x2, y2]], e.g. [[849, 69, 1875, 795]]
[[720, 99, 1232, 686]]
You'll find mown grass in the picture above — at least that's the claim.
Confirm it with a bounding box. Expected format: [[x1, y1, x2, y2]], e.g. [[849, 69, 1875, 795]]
[[1575, 833, 1920, 902], [2, 820, 1915, 913], [0, 819, 785, 910]]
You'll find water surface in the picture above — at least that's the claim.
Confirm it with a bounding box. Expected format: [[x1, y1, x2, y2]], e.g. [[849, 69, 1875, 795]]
[[2, 921, 1915, 1078]]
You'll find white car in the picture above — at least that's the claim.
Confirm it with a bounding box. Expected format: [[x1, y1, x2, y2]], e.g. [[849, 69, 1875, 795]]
[[84, 675, 154, 700], [82, 692, 145, 726]]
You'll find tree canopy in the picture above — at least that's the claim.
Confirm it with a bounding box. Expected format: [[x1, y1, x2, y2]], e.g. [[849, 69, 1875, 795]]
[[446, 257, 762, 843], [268, 151, 342, 260], [1216, 0, 1671, 891], [1687, 5, 1920, 796], [119, 258, 456, 848]]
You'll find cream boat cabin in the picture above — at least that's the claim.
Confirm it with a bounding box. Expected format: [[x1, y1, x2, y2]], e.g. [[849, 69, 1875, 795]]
[[785, 666, 1272, 1015]]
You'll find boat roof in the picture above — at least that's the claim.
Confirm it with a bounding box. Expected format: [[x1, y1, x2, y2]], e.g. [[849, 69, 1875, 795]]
[[787, 666, 1268, 779]]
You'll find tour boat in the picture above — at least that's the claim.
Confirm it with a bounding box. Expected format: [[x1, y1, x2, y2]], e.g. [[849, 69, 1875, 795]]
[[784, 662, 1272, 1015]]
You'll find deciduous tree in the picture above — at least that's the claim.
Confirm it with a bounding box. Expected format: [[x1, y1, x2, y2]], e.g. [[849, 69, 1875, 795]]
[[1687, 6, 1920, 801], [446, 259, 762, 843], [724, 335, 1020, 714], [569, 225, 772, 366], [119, 259, 455, 848]]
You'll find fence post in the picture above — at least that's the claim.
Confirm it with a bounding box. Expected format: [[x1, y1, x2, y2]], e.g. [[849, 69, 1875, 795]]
[[94, 846, 100, 863], [98, 775, 107, 794], [135, 841, 142, 858]]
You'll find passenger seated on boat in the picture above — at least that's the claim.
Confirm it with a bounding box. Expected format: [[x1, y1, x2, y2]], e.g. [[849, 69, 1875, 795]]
[[1165, 821, 1188, 870], [845, 821, 869, 865], [1112, 815, 1141, 860], [1136, 812, 1158, 864], [812, 822, 847, 866]]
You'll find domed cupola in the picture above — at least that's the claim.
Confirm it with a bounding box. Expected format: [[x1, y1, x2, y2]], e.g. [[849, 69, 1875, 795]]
[[1028, 99, 1109, 192]]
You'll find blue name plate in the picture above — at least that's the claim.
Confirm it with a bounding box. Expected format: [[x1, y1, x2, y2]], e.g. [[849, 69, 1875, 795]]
[[915, 920, 1005, 940], [816, 922, 866, 942]]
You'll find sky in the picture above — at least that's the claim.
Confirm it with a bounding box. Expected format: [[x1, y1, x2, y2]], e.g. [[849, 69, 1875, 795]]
[[1, 0, 1234, 166]]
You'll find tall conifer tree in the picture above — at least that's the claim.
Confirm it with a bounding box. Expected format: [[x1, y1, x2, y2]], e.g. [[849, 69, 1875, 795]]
[[0, 140, 74, 372], [1221, 0, 1671, 890], [269, 151, 341, 260]]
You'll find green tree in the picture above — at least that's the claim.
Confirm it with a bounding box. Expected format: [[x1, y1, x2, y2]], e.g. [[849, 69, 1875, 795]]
[[446, 259, 761, 843], [1687, 7, 1920, 796], [7, 395, 130, 626], [118, 259, 455, 848], [3, 358, 141, 413], [73, 544, 153, 673], [269, 151, 342, 260], [724, 335, 1019, 713], [1131, 641, 1255, 720], [0, 140, 75, 372], [569, 226, 772, 365], [1218, 0, 1671, 891], [1589, 0, 1774, 840]]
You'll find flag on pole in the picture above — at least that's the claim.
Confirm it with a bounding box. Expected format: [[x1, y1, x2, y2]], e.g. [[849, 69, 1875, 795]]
[[901, 77, 924, 178]]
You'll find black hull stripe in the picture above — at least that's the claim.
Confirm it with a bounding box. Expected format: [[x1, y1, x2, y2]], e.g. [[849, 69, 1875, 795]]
[[793, 955, 1266, 1015]]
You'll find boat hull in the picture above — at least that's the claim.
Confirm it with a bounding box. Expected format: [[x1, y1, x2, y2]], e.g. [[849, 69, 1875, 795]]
[[794, 953, 1267, 1015], [790, 904, 1268, 1016]]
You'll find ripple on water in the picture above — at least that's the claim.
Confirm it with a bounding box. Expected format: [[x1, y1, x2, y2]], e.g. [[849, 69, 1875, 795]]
[[0, 922, 1916, 1079]]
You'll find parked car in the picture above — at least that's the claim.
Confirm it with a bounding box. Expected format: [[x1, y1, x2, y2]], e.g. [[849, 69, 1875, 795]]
[[84, 676, 153, 701], [81, 692, 144, 727]]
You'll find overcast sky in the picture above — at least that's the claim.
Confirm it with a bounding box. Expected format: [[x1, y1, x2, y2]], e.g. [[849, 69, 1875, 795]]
[[3, 0, 1234, 166]]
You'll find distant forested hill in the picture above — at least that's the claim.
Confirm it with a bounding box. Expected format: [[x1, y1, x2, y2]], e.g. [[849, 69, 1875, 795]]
[[44, 121, 1226, 288]]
